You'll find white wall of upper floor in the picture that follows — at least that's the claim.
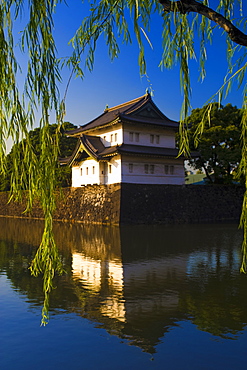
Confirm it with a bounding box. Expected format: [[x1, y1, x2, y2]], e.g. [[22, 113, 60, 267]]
[[99, 128, 123, 147], [84, 123, 176, 149], [122, 125, 175, 148], [87, 124, 123, 147]]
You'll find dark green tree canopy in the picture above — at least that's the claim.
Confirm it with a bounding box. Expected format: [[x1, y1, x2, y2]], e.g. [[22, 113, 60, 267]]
[[1, 122, 77, 191], [187, 103, 242, 184], [27, 122, 77, 159]]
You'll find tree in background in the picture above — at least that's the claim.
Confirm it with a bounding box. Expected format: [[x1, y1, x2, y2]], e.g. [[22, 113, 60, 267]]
[[187, 104, 242, 184], [0, 122, 77, 192], [28, 122, 78, 188], [1, 0, 247, 323]]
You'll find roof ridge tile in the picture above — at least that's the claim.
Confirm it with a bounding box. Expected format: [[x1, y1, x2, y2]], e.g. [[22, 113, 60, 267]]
[[107, 93, 147, 112]]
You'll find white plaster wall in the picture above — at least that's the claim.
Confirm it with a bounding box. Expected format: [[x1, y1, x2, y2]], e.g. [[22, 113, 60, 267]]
[[100, 128, 123, 147], [85, 125, 123, 148], [123, 125, 175, 148], [72, 159, 100, 186], [121, 156, 185, 185], [71, 166, 82, 187], [105, 156, 122, 185], [72, 156, 122, 186]]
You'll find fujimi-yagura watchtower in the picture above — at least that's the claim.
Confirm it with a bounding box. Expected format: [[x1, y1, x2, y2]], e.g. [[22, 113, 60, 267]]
[[61, 92, 185, 187]]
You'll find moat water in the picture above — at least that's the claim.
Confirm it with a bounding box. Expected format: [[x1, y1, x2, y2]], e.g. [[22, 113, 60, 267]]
[[1, 218, 247, 369]]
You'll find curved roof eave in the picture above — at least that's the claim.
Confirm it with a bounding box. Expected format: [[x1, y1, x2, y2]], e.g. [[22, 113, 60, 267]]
[[118, 114, 179, 129], [65, 117, 120, 137], [64, 92, 180, 136], [63, 137, 101, 166], [65, 139, 83, 166], [80, 135, 104, 161]]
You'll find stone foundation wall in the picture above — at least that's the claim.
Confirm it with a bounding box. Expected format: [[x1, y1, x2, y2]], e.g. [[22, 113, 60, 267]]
[[0, 184, 121, 224], [120, 184, 244, 224], [0, 184, 244, 224], [54, 185, 121, 224]]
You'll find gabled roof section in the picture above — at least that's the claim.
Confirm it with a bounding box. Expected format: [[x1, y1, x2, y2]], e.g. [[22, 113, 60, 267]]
[[60, 134, 107, 166], [60, 136, 84, 166], [65, 92, 179, 137], [81, 134, 106, 159]]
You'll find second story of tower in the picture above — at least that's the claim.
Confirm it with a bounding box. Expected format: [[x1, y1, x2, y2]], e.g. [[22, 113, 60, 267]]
[[65, 92, 179, 150]]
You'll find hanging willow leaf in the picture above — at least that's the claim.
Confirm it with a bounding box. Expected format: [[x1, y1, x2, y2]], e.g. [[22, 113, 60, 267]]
[[1, 1, 247, 325]]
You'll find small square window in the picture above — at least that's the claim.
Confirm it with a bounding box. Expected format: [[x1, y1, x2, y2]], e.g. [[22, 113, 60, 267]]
[[135, 133, 139, 142], [110, 134, 114, 142], [80, 168, 83, 176], [156, 135, 160, 144], [144, 164, 149, 174], [129, 163, 133, 173], [150, 165, 154, 174], [150, 134, 154, 144], [92, 166, 95, 174], [86, 167, 89, 175], [129, 132, 133, 142], [170, 165, 174, 175]]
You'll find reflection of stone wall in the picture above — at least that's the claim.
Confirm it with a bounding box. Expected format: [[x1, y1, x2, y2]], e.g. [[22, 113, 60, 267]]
[[0, 216, 121, 259], [0, 183, 244, 224], [0, 217, 44, 246]]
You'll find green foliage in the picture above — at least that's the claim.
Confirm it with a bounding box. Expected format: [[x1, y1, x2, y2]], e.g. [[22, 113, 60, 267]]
[[1, 122, 77, 191], [30, 217, 65, 325], [1, 0, 247, 323], [187, 103, 242, 184]]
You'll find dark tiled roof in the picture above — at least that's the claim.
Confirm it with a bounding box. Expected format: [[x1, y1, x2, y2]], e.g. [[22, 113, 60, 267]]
[[118, 113, 178, 128], [116, 144, 181, 158], [65, 93, 179, 136], [81, 134, 105, 158], [59, 156, 71, 165]]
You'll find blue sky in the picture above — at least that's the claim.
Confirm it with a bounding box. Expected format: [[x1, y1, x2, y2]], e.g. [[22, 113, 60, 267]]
[[16, 1, 245, 127]]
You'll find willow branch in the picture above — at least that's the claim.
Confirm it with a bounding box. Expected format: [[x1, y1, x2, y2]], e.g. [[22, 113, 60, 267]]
[[159, 0, 247, 47]]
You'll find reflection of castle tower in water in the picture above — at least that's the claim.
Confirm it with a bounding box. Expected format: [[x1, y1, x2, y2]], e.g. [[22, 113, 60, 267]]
[[0, 217, 244, 354], [71, 247, 188, 315], [64, 222, 243, 352], [72, 253, 126, 322], [68, 224, 189, 352]]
